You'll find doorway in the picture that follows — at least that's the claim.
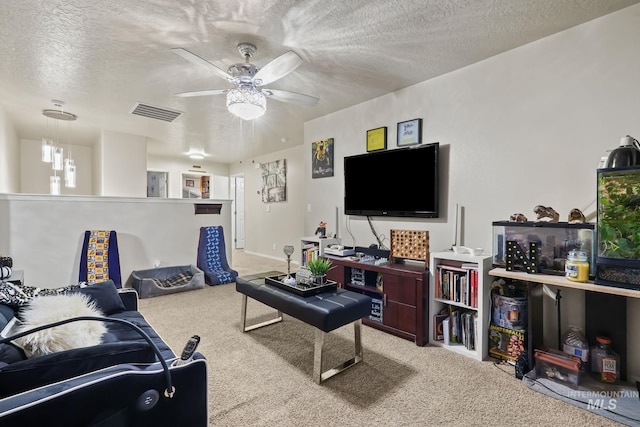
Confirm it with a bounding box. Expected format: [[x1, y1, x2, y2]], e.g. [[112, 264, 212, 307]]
[[181, 173, 210, 199], [147, 171, 168, 197], [231, 174, 245, 249]]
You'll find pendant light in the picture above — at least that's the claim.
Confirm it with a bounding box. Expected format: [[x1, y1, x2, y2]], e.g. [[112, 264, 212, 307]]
[[41, 138, 53, 163], [50, 175, 61, 195], [64, 157, 76, 188], [63, 118, 76, 188], [52, 146, 64, 171], [42, 100, 77, 193], [42, 114, 53, 162]]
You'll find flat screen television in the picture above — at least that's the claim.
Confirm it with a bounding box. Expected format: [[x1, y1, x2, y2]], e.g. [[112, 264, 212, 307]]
[[344, 142, 439, 218]]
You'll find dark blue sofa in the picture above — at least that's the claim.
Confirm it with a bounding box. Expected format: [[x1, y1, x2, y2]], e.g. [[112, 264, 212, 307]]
[[0, 280, 208, 426]]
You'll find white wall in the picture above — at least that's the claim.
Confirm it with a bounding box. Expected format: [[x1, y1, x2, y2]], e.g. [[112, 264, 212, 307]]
[[100, 131, 147, 197], [93, 134, 103, 197], [304, 5, 640, 379], [0, 194, 232, 287], [147, 155, 230, 199], [229, 145, 305, 259], [19, 139, 93, 195], [305, 6, 640, 253], [0, 107, 19, 193], [212, 175, 230, 199]]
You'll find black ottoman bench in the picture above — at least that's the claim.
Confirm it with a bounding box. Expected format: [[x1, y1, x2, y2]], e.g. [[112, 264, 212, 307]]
[[236, 274, 372, 384]]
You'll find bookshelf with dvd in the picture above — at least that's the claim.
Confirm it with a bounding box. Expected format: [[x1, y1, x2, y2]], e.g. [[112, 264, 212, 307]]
[[300, 236, 339, 267], [429, 251, 492, 361]]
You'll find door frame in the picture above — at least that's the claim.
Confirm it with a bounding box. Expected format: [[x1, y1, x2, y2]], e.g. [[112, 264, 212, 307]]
[[231, 173, 245, 249], [180, 171, 211, 199]]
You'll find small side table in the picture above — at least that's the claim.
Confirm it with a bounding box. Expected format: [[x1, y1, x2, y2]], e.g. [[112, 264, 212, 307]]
[[3, 270, 23, 286]]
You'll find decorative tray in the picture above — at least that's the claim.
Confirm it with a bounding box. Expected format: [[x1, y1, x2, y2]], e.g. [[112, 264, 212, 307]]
[[264, 275, 337, 297]]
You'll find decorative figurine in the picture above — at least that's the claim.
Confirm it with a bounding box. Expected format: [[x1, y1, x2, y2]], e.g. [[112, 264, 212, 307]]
[[283, 276, 297, 286], [567, 208, 586, 224], [315, 221, 327, 238], [533, 205, 560, 223], [509, 213, 528, 223]]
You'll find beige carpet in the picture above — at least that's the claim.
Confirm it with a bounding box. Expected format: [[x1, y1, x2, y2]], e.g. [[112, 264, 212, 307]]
[[138, 251, 622, 426]]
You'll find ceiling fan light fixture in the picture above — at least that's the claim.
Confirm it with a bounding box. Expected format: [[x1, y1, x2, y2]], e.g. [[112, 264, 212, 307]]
[[226, 87, 266, 120]]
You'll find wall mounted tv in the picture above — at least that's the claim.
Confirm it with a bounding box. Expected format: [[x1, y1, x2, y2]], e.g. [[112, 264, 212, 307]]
[[344, 142, 439, 218]]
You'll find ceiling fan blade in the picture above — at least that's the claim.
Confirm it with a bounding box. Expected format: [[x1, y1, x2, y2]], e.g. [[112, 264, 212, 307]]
[[171, 48, 232, 82], [263, 89, 319, 107], [254, 51, 303, 86], [175, 89, 229, 98]]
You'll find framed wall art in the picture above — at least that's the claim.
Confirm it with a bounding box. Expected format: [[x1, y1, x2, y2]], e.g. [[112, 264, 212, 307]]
[[312, 138, 334, 178], [366, 127, 387, 152], [397, 118, 422, 147], [261, 159, 287, 203]]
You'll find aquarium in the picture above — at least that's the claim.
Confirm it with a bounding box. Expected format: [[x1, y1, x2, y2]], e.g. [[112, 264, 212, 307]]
[[492, 221, 595, 277], [596, 166, 640, 290]]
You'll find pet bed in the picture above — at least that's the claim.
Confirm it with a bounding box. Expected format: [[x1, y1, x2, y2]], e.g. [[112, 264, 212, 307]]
[[130, 265, 204, 299]]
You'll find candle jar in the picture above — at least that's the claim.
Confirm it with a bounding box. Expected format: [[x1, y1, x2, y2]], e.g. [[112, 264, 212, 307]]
[[565, 250, 589, 282]]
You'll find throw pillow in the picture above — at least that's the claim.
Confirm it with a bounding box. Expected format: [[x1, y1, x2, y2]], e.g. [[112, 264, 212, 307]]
[[77, 280, 125, 315], [0, 342, 24, 365], [0, 282, 81, 308], [0, 305, 15, 328], [14, 293, 107, 358], [0, 308, 25, 364]]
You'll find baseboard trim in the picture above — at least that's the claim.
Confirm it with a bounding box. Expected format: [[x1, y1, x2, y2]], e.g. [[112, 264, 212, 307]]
[[239, 250, 300, 266]]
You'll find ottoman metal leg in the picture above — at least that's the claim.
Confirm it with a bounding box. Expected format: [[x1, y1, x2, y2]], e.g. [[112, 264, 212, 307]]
[[240, 294, 283, 332], [313, 320, 363, 384]]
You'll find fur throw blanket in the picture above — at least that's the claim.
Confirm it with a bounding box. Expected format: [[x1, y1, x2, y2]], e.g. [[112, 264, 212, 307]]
[[15, 293, 107, 358]]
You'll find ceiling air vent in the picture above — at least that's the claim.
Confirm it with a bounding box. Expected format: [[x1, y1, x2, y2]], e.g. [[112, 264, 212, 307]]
[[130, 103, 183, 122]]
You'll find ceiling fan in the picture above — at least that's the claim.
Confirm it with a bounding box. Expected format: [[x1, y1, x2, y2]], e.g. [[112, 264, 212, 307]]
[[172, 43, 319, 120]]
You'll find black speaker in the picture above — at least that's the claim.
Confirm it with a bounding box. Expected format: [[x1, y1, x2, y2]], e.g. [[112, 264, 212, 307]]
[[515, 351, 529, 380]]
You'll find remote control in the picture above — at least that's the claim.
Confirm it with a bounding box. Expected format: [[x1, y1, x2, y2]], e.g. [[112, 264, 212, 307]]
[[174, 335, 200, 366]]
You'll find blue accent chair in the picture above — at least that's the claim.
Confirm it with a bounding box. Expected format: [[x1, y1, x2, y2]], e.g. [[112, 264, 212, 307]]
[[197, 226, 238, 285]]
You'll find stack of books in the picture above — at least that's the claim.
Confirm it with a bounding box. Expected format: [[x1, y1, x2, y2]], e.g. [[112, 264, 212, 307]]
[[435, 263, 479, 308], [435, 309, 478, 350]]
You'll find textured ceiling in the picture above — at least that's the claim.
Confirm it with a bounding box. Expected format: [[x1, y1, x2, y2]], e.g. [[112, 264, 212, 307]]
[[0, 0, 638, 164]]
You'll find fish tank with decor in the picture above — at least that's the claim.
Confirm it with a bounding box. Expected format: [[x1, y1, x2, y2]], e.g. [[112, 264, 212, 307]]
[[492, 221, 595, 277], [596, 166, 640, 290]]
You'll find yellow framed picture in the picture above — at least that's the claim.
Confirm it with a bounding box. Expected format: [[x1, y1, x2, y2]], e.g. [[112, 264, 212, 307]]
[[366, 127, 387, 152]]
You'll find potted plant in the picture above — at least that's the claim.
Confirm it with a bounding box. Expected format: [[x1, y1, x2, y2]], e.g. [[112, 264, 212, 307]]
[[306, 258, 333, 285]]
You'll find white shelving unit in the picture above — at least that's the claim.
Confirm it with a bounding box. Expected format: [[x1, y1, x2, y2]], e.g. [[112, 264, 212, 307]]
[[300, 236, 339, 267], [429, 251, 493, 361]]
